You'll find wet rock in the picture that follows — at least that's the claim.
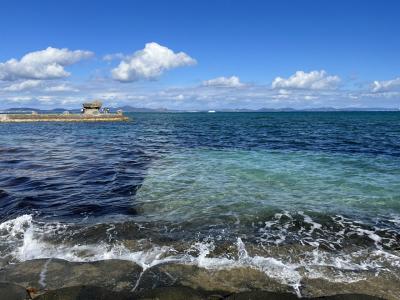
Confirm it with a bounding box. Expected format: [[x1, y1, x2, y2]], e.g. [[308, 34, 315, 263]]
[[63, 223, 146, 245], [34, 285, 133, 300], [0, 282, 29, 300], [319, 295, 386, 300], [136, 263, 290, 294], [0, 259, 394, 300], [0, 257, 12, 269], [0, 259, 142, 292], [225, 291, 299, 300], [301, 275, 398, 300], [32, 288, 392, 300], [138, 286, 205, 300], [225, 291, 385, 300]]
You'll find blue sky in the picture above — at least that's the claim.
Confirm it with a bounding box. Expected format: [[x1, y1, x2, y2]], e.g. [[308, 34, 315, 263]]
[[0, 0, 400, 109]]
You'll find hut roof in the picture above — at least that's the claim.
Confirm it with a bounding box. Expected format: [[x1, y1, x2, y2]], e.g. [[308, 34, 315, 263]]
[[83, 101, 102, 109]]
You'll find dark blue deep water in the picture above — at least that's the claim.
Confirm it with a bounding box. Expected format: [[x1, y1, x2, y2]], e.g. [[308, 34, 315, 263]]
[[1, 112, 399, 220], [0, 112, 400, 292]]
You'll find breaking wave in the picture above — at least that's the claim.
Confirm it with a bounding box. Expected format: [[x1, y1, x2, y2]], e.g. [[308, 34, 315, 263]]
[[1, 214, 400, 296]]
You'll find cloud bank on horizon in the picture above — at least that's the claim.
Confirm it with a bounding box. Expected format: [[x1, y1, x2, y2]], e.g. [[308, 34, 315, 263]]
[[203, 76, 244, 88], [0, 43, 399, 110]]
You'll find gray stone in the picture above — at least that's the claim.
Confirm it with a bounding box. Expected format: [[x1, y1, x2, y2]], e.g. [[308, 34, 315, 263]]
[[0, 259, 142, 292], [225, 291, 299, 300], [0, 282, 29, 300], [225, 291, 385, 300], [300, 275, 398, 300], [136, 263, 289, 294], [34, 285, 134, 300], [138, 286, 205, 300]]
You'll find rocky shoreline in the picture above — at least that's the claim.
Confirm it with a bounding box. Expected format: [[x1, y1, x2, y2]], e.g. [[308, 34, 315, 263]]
[[0, 259, 396, 300]]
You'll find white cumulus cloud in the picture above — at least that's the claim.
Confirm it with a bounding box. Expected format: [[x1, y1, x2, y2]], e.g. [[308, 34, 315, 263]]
[[3, 96, 34, 103], [44, 83, 79, 92], [372, 77, 400, 92], [175, 94, 185, 100], [203, 76, 243, 87], [3, 80, 42, 91], [0, 47, 93, 81], [103, 53, 127, 61], [272, 70, 340, 90], [111, 42, 196, 82]]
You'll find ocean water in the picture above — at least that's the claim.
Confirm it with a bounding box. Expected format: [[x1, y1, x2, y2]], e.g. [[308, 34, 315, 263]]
[[0, 112, 400, 295]]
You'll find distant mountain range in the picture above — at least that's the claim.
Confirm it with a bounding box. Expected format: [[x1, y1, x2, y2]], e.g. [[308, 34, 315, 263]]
[[1, 106, 399, 113], [227, 107, 400, 112], [0, 107, 81, 113]]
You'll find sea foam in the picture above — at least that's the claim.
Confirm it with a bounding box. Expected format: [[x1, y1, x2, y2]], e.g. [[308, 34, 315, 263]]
[[1, 214, 400, 296]]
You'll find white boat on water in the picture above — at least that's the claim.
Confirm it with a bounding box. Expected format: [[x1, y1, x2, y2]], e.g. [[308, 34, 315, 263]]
[[208, 110, 216, 113]]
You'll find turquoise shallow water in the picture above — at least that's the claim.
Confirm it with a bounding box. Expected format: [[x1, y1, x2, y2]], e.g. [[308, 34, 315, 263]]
[[0, 112, 400, 294], [136, 148, 400, 222], [132, 147, 400, 253]]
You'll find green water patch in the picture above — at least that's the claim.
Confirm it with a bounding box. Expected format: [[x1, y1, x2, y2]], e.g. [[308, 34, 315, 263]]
[[133, 148, 400, 224]]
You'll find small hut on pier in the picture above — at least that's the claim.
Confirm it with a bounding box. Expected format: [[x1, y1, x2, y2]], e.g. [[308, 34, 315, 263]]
[[82, 101, 102, 115]]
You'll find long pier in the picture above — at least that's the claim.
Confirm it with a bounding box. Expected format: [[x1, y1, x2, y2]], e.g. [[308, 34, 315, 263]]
[[0, 113, 129, 122]]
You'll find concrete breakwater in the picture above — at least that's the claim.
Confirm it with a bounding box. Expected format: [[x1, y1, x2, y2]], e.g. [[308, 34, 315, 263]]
[[0, 113, 129, 122], [0, 100, 129, 122]]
